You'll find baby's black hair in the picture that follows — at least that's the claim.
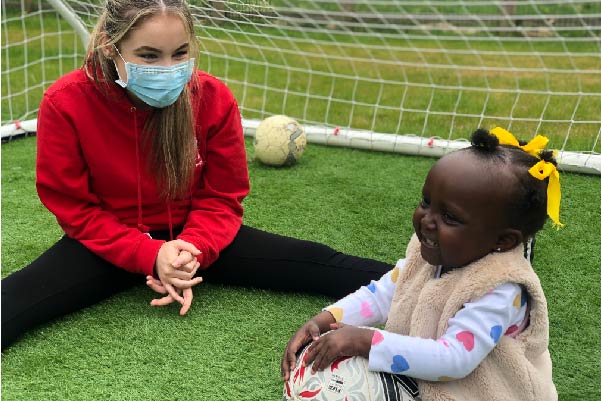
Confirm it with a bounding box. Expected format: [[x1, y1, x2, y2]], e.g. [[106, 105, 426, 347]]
[[465, 128, 557, 238]]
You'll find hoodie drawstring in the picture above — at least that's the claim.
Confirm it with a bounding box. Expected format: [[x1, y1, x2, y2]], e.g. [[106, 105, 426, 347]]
[[132, 107, 149, 234], [167, 200, 174, 241], [133, 107, 174, 240]]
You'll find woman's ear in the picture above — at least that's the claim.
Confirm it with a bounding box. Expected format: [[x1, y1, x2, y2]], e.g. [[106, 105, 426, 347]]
[[99, 33, 114, 58], [495, 229, 524, 252]]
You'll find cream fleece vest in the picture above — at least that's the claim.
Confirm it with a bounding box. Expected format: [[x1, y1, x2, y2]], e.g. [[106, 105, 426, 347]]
[[385, 234, 557, 401]]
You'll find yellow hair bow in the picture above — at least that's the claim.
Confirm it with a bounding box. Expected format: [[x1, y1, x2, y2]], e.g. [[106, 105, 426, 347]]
[[490, 126, 549, 158], [490, 126, 564, 228], [529, 160, 563, 228]]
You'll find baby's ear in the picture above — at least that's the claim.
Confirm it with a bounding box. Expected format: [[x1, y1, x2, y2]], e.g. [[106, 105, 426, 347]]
[[495, 229, 524, 252]]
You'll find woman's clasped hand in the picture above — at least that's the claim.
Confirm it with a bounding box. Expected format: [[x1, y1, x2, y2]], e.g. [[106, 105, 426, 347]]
[[146, 239, 203, 316]]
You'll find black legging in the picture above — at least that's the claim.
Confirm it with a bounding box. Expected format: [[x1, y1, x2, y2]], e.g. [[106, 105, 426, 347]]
[[1, 225, 392, 350]]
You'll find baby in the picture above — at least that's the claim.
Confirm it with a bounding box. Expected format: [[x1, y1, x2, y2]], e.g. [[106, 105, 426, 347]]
[[282, 127, 559, 401]]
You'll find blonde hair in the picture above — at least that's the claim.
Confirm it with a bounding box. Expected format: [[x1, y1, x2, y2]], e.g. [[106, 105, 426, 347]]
[[86, 0, 199, 200]]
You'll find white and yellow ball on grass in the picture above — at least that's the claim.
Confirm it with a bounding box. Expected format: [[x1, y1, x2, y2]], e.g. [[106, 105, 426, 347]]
[[253, 115, 306, 166], [283, 341, 420, 401]]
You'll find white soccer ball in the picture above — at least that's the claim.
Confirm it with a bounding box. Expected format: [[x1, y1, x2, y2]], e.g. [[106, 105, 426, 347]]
[[253, 115, 306, 166], [283, 341, 420, 401]]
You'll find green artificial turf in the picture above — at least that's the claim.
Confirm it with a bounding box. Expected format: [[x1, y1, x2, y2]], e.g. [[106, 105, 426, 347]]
[[2, 136, 600, 400]]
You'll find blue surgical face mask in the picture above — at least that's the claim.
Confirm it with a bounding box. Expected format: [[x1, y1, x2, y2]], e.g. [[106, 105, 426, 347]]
[[113, 45, 194, 108]]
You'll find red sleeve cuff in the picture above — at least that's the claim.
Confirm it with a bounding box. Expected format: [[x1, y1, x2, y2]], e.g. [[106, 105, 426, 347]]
[[134, 238, 165, 276]]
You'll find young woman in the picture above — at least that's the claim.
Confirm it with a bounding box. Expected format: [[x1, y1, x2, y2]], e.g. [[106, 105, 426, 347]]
[[1, 0, 391, 350], [282, 128, 559, 401]]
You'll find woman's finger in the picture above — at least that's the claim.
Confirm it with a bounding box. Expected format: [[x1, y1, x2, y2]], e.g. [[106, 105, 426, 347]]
[[180, 258, 199, 274], [172, 239, 201, 256], [166, 268, 195, 281], [146, 276, 168, 294], [179, 287, 193, 316], [169, 276, 203, 289], [150, 294, 175, 306], [172, 251, 193, 270], [163, 282, 184, 304]]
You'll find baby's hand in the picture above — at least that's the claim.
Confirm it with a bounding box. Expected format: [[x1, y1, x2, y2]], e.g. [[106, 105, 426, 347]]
[[281, 311, 336, 381], [303, 323, 373, 374]]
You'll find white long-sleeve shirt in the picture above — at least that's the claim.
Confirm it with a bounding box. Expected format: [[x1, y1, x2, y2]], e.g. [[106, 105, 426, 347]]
[[325, 259, 528, 381]]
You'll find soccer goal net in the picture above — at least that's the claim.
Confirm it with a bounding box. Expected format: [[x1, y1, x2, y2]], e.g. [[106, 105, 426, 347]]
[[2, 0, 600, 174]]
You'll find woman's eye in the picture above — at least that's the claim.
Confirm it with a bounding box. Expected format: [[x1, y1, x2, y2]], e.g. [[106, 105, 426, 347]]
[[420, 197, 430, 208], [174, 50, 188, 58], [139, 53, 157, 60]]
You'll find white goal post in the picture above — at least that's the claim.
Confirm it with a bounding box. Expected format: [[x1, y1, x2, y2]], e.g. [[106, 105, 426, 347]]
[[2, 0, 600, 174]]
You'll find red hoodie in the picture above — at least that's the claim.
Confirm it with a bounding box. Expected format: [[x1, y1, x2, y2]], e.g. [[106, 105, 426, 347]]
[[36, 68, 250, 276]]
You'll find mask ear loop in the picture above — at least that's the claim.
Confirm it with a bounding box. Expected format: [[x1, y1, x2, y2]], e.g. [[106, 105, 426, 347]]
[[112, 44, 128, 88]]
